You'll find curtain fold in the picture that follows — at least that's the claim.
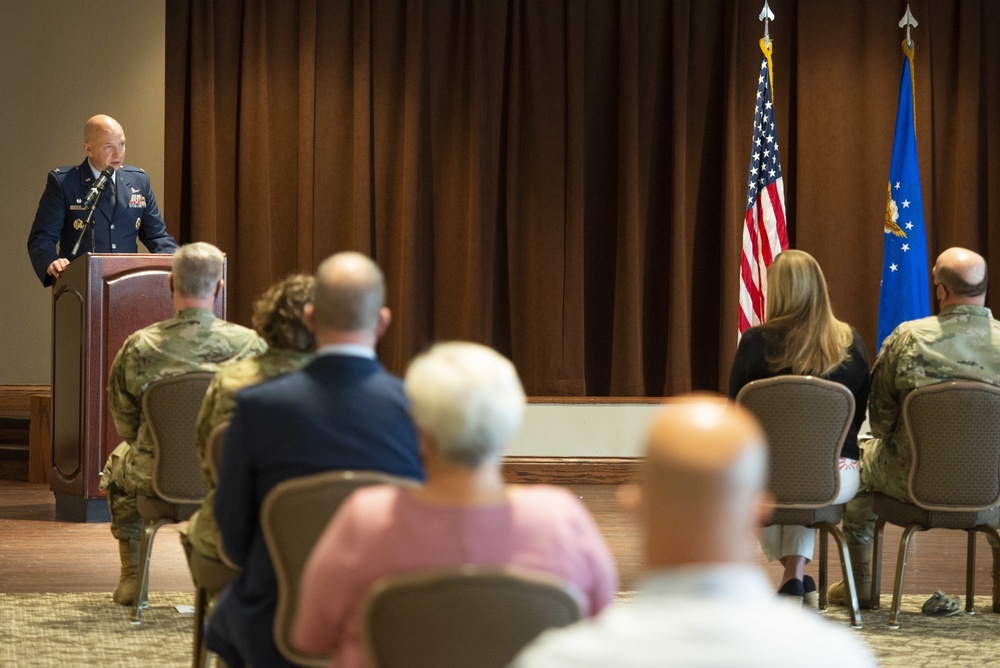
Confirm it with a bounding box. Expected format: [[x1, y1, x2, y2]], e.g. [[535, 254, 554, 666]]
[[165, 0, 1000, 396]]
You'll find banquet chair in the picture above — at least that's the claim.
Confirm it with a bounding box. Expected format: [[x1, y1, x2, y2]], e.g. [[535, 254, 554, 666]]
[[132, 372, 213, 623], [362, 565, 583, 668], [261, 470, 420, 667], [188, 421, 239, 668], [871, 381, 1000, 628], [736, 375, 862, 628]]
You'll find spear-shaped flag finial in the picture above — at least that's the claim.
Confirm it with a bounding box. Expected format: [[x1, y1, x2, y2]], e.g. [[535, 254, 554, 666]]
[[759, 1, 775, 47], [899, 4, 918, 47]]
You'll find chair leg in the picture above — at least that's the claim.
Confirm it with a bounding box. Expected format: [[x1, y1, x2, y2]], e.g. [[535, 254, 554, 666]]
[[192, 586, 208, 668], [817, 529, 828, 611], [871, 517, 887, 611], [977, 526, 1000, 614], [888, 524, 922, 629], [132, 517, 169, 624], [822, 523, 861, 629], [967, 531, 977, 615], [967, 526, 1000, 615]]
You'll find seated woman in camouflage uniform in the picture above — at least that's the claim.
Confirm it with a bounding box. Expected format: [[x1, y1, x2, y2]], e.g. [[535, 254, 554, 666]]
[[181, 274, 316, 565]]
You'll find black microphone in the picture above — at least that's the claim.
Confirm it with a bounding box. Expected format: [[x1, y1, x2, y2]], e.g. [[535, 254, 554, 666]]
[[82, 166, 115, 209]]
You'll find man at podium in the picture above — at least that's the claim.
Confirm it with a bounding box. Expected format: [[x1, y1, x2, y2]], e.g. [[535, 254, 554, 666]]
[[26, 114, 178, 287]]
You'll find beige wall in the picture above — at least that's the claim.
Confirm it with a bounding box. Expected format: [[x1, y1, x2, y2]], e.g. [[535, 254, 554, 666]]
[[0, 0, 166, 383], [507, 404, 659, 457]]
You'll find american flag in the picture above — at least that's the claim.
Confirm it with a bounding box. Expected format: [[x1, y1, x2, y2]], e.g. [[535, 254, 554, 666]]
[[739, 40, 789, 335]]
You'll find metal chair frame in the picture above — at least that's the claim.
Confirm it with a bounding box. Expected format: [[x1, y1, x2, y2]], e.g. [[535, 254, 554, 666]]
[[190, 420, 238, 668], [737, 374, 862, 628], [362, 565, 584, 668], [131, 372, 213, 623], [261, 469, 419, 667], [871, 381, 1000, 628]]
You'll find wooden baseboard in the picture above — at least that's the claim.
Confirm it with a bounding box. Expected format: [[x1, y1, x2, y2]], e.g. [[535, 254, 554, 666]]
[[0, 386, 51, 484], [501, 456, 640, 485], [0, 385, 50, 413], [2, 385, 639, 487], [29, 394, 52, 484]]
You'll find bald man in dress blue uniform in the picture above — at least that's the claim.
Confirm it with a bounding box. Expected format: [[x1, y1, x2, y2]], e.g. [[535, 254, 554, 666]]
[[26, 114, 178, 287]]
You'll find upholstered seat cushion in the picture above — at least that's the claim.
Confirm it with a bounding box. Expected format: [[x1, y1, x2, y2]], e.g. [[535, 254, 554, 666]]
[[769, 505, 844, 527], [873, 492, 1000, 531], [137, 494, 198, 522], [188, 549, 239, 591]]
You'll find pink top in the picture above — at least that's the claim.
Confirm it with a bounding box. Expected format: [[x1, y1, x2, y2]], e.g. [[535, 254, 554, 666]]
[[292, 484, 618, 668]]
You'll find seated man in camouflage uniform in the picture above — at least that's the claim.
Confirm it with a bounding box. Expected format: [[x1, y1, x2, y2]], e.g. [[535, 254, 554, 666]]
[[832, 247, 1000, 610], [181, 274, 316, 565], [100, 242, 266, 606]]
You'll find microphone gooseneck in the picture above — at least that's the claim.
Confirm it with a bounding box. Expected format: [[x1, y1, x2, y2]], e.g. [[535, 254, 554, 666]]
[[82, 166, 115, 209]]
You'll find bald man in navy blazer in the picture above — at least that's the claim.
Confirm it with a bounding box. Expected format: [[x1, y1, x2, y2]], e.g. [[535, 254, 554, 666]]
[[207, 252, 424, 668], [26, 114, 177, 287]]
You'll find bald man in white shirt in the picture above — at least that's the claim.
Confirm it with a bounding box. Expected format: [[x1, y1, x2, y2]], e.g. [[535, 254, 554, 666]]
[[511, 395, 876, 668]]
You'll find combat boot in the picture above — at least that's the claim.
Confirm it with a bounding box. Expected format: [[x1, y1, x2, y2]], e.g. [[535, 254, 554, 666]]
[[112, 539, 139, 605], [827, 543, 874, 609]]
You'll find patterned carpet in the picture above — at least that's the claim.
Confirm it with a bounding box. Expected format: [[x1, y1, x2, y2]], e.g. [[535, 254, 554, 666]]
[[822, 595, 1000, 667], [2, 591, 1000, 666], [0, 592, 198, 667]]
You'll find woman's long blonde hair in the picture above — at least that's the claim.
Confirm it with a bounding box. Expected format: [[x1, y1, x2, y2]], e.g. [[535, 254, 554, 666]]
[[762, 250, 852, 375]]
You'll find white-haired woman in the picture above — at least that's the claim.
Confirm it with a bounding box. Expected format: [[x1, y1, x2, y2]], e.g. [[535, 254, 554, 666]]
[[729, 250, 870, 606], [292, 342, 617, 668]]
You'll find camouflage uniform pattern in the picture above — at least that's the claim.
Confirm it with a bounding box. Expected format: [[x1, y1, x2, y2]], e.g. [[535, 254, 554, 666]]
[[182, 348, 314, 558], [845, 304, 1000, 544], [100, 307, 266, 541]]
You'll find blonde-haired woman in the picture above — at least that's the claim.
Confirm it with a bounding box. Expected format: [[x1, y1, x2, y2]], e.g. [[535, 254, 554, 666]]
[[728, 250, 870, 606]]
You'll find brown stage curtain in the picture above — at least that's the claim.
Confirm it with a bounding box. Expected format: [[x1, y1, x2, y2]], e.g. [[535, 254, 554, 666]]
[[164, 0, 1000, 396]]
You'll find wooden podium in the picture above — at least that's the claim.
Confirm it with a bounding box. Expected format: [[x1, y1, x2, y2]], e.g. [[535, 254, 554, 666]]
[[50, 253, 226, 522]]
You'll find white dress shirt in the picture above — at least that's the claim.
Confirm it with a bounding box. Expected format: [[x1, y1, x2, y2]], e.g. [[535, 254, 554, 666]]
[[510, 563, 876, 668]]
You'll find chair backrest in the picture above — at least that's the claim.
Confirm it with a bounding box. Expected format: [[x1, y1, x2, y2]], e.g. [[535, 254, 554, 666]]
[[362, 565, 584, 668], [904, 381, 1000, 511], [736, 375, 855, 508], [205, 420, 230, 486], [142, 372, 214, 503], [261, 470, 420, 668]]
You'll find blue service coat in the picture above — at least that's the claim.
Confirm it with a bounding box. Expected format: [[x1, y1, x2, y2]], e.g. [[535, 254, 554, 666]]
[[207, 353, 424, 667], [26, 158, 178, 286]]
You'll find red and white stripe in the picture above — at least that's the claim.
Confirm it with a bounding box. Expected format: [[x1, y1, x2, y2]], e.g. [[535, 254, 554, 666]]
[[738, 178, 788, 334]]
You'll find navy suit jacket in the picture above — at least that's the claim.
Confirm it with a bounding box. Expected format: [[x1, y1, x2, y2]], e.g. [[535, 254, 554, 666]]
[[210, 353, 423, 665], [27, 158, 178, 286]]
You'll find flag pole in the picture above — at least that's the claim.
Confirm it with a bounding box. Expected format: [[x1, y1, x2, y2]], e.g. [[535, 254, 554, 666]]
[[759, 1, 774, 48], [758, 1, 776, 106], [899, 4, 917, 48], [876, 3, 931, 349], [899, 5, 918, 122], [738, 0, 789, 335]]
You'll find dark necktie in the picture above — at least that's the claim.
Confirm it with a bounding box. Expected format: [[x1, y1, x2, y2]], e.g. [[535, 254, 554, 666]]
[[110, 177, 118, 210]]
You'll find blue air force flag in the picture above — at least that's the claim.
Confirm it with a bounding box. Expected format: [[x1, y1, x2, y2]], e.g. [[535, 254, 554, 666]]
[[877, 41, 930, 350]]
